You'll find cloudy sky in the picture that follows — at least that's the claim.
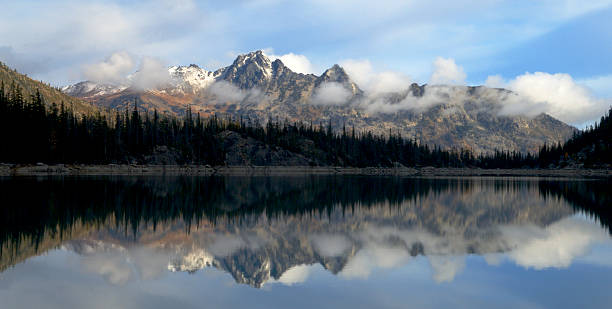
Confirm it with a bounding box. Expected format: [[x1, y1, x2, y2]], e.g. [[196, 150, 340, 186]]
[[1, 0, 611, 125]]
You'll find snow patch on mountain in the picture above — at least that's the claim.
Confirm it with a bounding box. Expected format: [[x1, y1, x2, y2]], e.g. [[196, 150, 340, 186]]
[[168, 249, 214, 273], [62, 81, 128, 98], [168, 64, 219, 92]]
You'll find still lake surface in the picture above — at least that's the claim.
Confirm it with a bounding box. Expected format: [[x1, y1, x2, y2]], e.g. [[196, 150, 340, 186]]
[[0, 176, 611, 308]]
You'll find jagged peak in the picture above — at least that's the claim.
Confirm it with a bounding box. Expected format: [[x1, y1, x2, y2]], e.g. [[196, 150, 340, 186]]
[[169, 64, 208, 73], [218, 50, 275, 87], [232, 50, 272, 68], [315, 64, 362, 95], [271, 58, 284, 67], [328, 64, 344, 71], [62, 80, 127, 97], [271, 58, 290, 74], [319, 64, 350, 82]]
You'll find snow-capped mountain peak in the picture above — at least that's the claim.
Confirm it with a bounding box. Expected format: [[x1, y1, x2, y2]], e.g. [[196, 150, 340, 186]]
[[168, 249, 215, 273], [63, 50, 288, 96], [62, 81, 127, 98], [168, 64, 219, 92]]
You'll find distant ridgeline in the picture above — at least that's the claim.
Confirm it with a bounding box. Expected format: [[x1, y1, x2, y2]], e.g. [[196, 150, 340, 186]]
[[0, 83, 610, 167], [0, 176, 610, 273]]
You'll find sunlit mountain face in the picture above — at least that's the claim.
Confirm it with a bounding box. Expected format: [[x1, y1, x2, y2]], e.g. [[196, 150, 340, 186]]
[[1, 176, 611, 308], [62, 51, 576, 154]]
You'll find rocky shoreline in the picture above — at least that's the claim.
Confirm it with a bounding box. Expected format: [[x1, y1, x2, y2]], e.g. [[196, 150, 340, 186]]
[[0, 163, 610, 178]]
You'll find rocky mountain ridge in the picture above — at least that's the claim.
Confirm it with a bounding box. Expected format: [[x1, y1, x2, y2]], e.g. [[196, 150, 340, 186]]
[[63, 50, 576, 153]]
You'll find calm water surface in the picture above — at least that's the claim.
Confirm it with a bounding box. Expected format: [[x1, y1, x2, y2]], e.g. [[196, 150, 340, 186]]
[[0, 176, 611, 308]]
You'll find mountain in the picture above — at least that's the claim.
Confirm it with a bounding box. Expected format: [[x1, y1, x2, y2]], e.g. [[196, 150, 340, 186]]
[[61, 80, 128, 99], [0, 61, 98, 115], [63, 51, 576, 153]]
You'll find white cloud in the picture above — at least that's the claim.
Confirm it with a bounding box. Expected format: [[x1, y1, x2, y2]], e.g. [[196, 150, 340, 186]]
[[207, 234, 247, 256], [83, 53, 173, 90], [506, 72, 609, 124], [76, 244, 174, 285], [311, 82, 352, 105], [310, 234, 352, 257], [319, 61, 609, 126], [0, 45, 49, 75], [129, 247, 170, 280], [340, 245, 411, 279], [0, 0, 213, 84], [206, 233, 267, 256], [341, 59, 412, 94], [484, 74, 505, 88], [80, 253, 132, 286], [360, 85, 474, 114], [336, 214, 611, 282], [428, 255, 465, 283], [82, 51, 135, 85], [206, 80, 265, 103], [2, 0, 612, 88], [208, 81, 246, 102], [2, 0, 609, 126], [430, 57, 466, 85], [274, 264, 313, 285], [578, 74, 612, 98], [266, 51, 316, 74], [501, 217, 609, 269], [544, 0, 612, 19], [131, 56, 172, 90]]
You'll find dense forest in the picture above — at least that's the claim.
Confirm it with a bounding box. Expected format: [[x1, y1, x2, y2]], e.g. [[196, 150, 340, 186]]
[[537, 109, 612, 167], [0, 82, 610, 168]]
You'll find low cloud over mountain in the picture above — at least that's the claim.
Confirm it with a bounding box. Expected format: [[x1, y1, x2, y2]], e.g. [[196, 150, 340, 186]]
[[63, 50, 580, 153]]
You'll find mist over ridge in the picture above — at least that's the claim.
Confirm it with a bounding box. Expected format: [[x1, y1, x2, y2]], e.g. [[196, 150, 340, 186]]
[[62, 50, 577, 154]]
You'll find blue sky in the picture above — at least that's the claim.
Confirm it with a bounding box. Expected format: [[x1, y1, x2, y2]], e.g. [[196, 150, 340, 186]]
[[0, 0, 611, 125]]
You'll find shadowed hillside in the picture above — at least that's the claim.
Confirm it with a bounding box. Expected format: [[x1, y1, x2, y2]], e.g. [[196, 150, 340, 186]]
[[0, 61, 98, 115]]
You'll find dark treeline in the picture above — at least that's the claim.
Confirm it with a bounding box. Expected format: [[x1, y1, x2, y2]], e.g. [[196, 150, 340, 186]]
[[537, 107, 612, 167], [540, 180, 612, 234], [0, 82, 223, 164], [0, 176, 453, 268], [0, 83, 610, 167], [0, 83, 475, 167], [0, 177, 447, 248]]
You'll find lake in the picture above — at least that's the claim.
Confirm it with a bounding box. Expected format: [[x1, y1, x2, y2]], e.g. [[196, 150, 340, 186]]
[[0, 176, 611, 308]]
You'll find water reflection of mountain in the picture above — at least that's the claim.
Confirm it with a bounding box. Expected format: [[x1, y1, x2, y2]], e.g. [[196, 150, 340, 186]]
[[0, 176, 610, 287]]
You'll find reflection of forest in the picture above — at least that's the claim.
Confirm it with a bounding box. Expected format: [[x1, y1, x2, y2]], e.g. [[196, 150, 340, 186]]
[[0, 176, 609, 286]]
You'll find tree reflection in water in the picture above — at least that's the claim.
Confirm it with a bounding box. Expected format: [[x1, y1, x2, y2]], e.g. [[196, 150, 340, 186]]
[[0, 176, 609, 287]]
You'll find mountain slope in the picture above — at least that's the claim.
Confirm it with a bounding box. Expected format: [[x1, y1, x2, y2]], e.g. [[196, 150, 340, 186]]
[[0, 62, 98, 115], [63, 51, 577, 153]]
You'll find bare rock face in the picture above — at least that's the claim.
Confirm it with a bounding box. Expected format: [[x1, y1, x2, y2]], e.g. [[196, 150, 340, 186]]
[[63, 51, 577, 154], [315, 64, 362, 95], [143, 145, 182, 165], [218, 50, 273, 89], [219, 131, 311, 166]]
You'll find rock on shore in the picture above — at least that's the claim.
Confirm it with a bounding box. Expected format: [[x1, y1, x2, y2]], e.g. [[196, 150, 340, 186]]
[[0, 163, 610, 178]]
